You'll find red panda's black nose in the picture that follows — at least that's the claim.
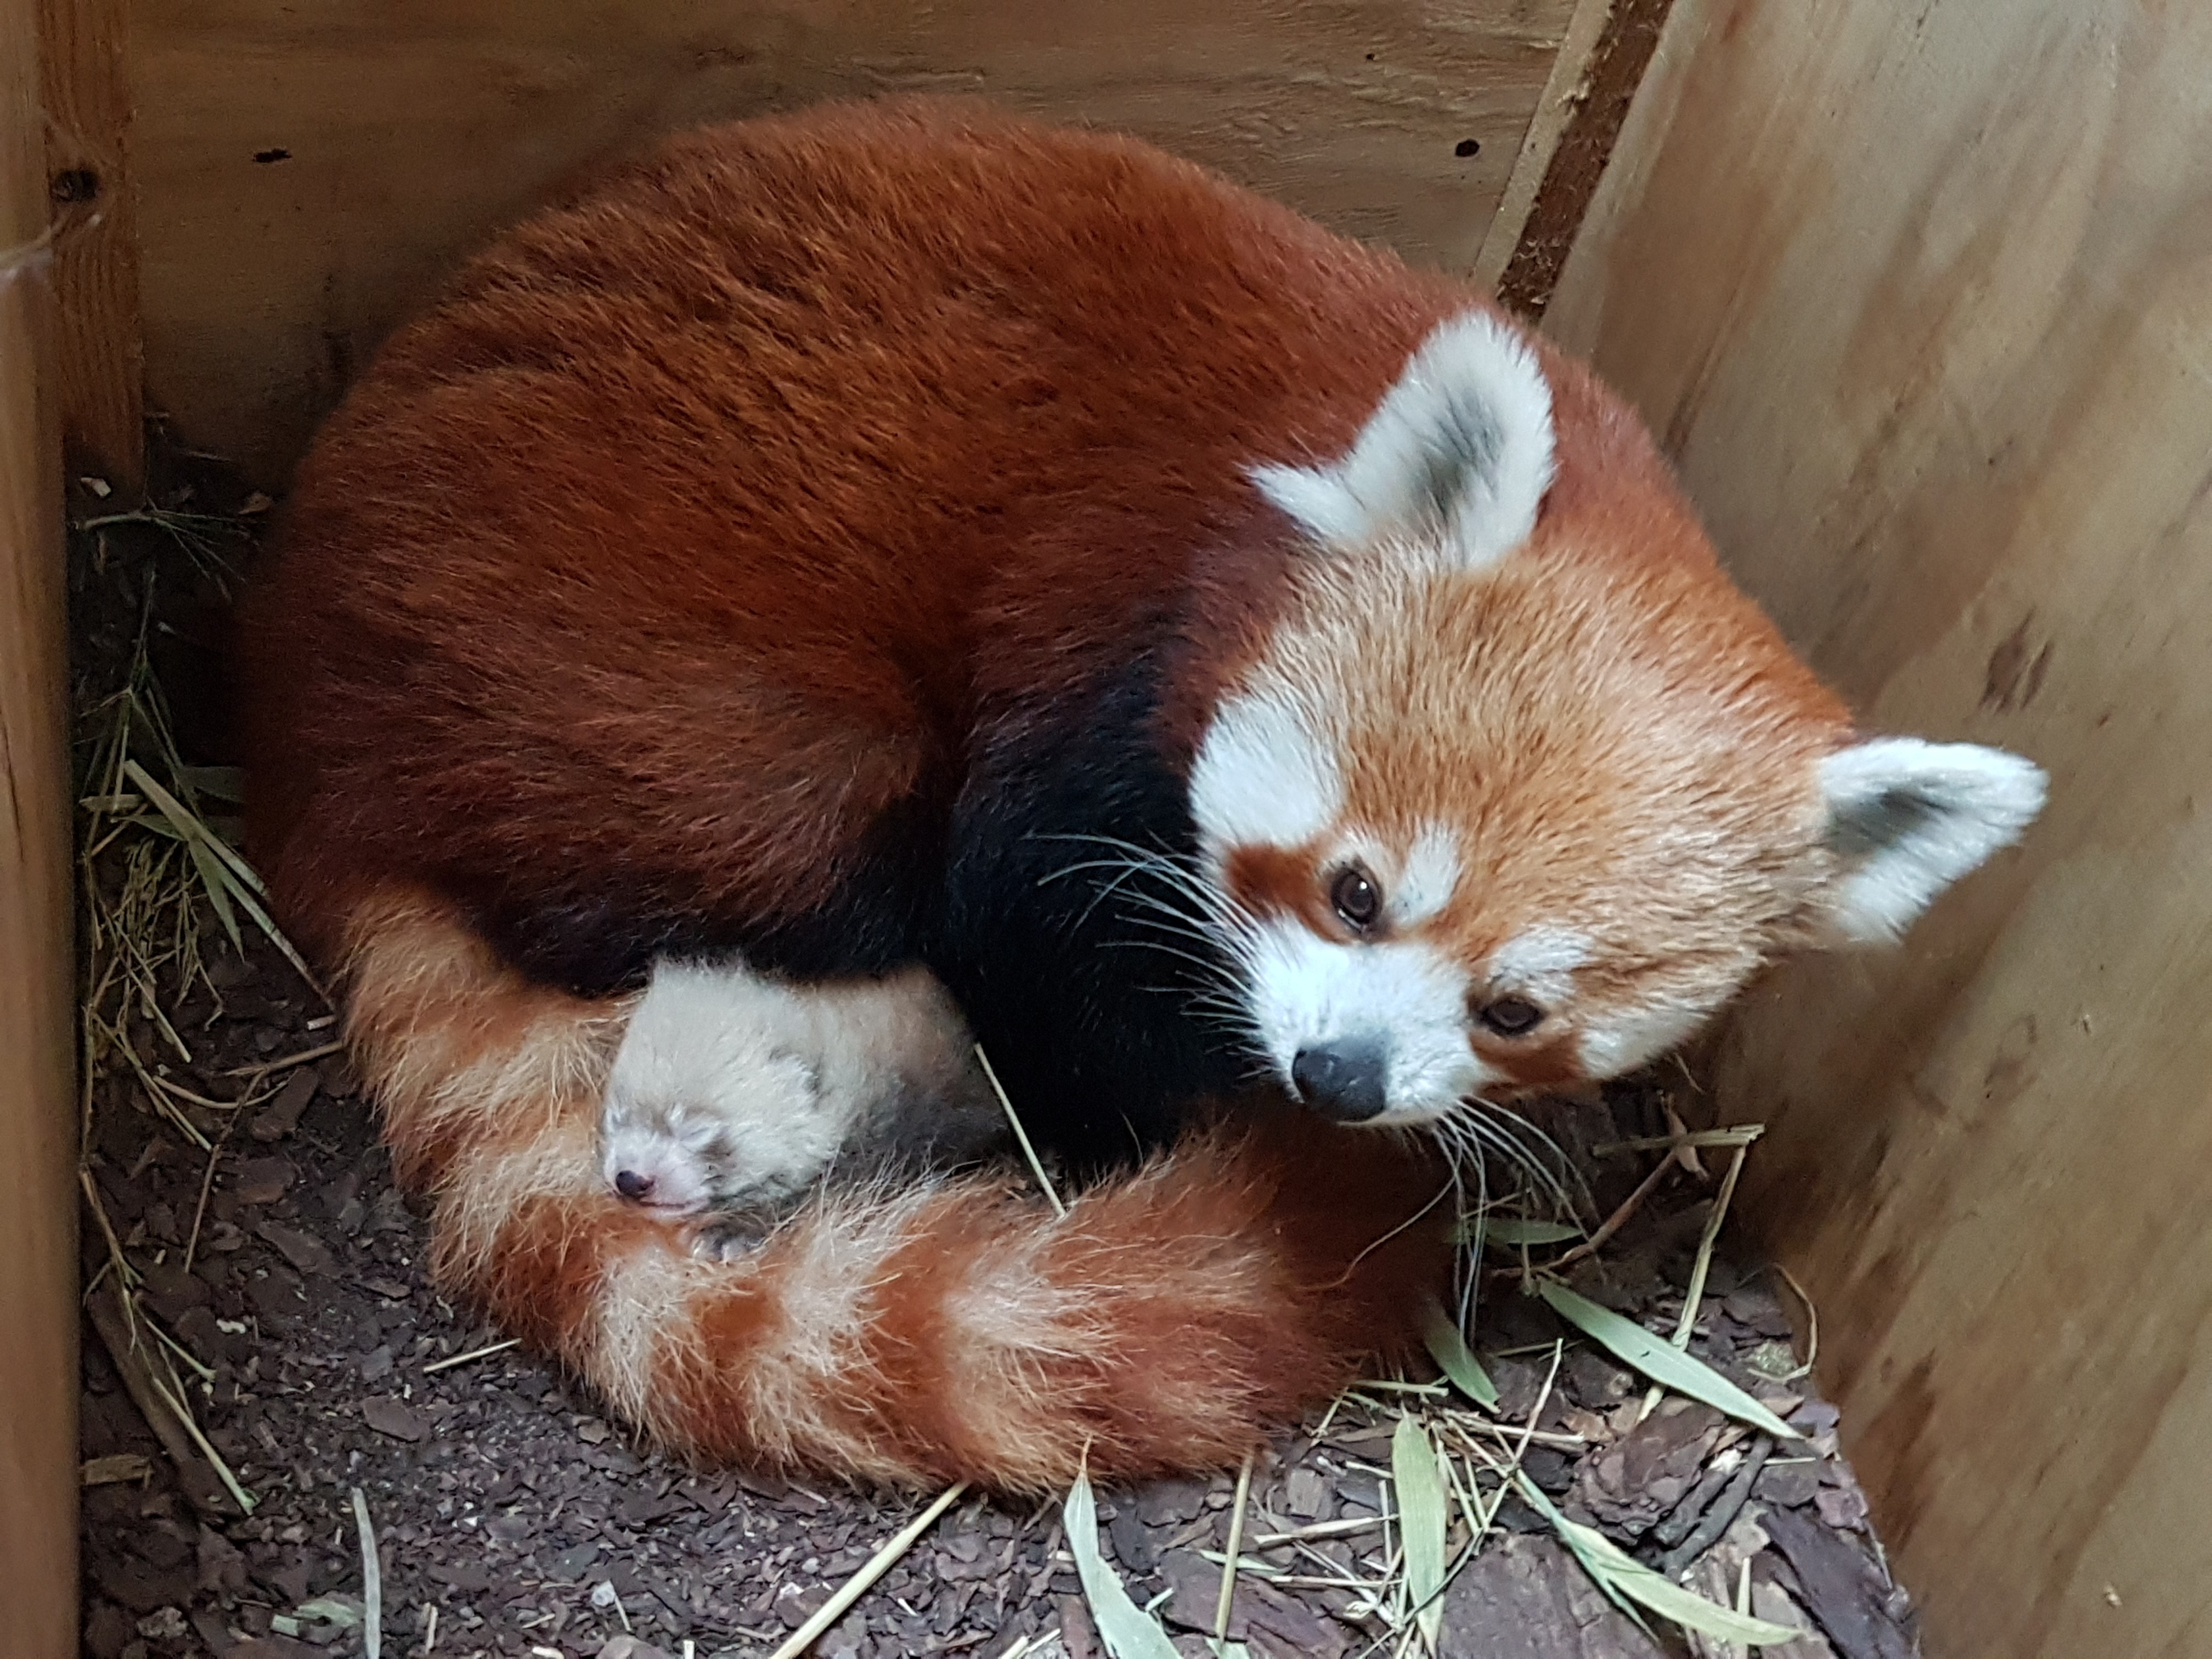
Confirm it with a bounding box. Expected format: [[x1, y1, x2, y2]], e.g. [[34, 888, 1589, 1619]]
[[614, 1169, 656, 1201], [1291, 1040, 1390, 1122]]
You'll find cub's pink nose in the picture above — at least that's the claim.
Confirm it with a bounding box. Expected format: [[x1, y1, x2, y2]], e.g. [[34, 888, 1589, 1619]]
[[614, 1169, 656, 1202]]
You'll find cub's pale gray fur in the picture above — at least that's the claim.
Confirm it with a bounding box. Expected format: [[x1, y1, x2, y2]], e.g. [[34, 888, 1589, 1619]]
[[598, 958, 1008, 1258]]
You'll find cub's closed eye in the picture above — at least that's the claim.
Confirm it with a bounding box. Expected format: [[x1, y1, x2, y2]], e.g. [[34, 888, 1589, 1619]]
[[1330, 865, 1382, 932], [1476, 995, 1544, 1036]]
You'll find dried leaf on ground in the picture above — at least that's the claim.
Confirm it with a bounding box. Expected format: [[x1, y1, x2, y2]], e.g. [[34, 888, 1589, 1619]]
[[1516, 1476, 1802, 1647], [1538, 1282, 1797, 1441], [1064, 1474, 1182, 1659]]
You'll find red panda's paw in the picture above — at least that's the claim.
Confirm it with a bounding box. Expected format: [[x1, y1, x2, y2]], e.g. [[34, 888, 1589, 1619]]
[[690, 1210, 785, 1261]]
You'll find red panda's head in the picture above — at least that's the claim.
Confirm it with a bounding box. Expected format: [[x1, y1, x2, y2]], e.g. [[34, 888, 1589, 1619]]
[[1186, 312, 2046, 1126]]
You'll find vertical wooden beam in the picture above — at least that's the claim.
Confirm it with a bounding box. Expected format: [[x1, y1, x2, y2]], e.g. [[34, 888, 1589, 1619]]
[[1470, 0, 1618, 295], [1, 0, 78, 1652], [40, 0, 140, 490], [1489, 0, 1674, 322]]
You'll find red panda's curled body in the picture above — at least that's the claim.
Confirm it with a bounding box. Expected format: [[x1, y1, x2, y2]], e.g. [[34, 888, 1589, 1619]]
[[249, 97, 1510, 1158], [242, 98, 2044, 1488]]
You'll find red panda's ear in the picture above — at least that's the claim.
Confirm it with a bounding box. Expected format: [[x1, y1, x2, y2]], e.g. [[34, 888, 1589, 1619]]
[[1250, 311, 1556, 568], [1811, 737, 2049, 944]]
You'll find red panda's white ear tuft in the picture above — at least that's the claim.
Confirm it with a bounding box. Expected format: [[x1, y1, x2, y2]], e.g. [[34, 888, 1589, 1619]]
[[1251, 311, 1556, 568], [1814, 738, 2049, 944]]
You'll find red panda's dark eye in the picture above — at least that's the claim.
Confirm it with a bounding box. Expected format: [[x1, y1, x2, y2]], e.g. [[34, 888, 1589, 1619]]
[[1329, 866, 1382, 933], [1477, 996, 1545, 1037]]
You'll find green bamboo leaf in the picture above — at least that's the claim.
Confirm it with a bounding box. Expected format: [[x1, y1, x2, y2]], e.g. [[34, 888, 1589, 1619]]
[[1063, 1474, 1183, 1659], [1392, 1416, 1448, 1652], [185, 838, 244, 949], [124, 758, 206, 842], [1515, 1475, 1803, 1646], [214, 868, 321, 990], [293, 1598, 364, 1630], [125, 759, 263, 893], [198, 818, 272, 895], [125, 758, 320, 988], [1422, 1299, 1500, 1409], [1537, 1281, 1797, 1441], [1474, 1218, 1584, 1247]]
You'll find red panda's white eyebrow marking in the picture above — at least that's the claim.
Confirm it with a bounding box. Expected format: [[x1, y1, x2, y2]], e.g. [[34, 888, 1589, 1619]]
[[1391, 823, 1463, 927], [1188, 685, 1344, 852], [1487, 926, 1594, 998]]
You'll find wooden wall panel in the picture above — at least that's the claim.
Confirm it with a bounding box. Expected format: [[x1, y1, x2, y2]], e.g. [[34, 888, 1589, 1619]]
[[129, 0, 1576, 484], [42, 0, 144, 489], [2, 0, 81, 1650], [1547, 3, 2212, 1655]]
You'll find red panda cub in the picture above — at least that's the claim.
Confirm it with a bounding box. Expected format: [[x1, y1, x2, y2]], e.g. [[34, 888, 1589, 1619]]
[[239, 97, 2045, 1488], [598, 959, 1005, 1252]]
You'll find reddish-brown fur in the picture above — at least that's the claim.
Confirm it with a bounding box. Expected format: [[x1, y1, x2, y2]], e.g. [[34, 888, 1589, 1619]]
[[242, 98, 1491, 974], [245, 97, 1841, 975], [240, 97, 1887, 1486], [337, 885, 1448, 1488]]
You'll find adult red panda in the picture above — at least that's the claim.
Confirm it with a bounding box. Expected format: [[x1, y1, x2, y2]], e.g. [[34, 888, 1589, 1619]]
[[240, 97, 2045, 1489]]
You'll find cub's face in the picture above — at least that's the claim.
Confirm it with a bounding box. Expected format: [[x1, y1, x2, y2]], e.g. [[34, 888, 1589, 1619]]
[[601, 1095, 737, 1214], [1184, 311, 2045, 1127]]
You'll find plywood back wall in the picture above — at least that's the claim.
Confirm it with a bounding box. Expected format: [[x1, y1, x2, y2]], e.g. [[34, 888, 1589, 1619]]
[[129, 0, 1577, 483], [1547, 2, 2212, 1655]]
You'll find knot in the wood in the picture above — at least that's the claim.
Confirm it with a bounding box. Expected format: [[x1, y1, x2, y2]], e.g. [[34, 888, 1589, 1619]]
[[50, 167, 100, 205]]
